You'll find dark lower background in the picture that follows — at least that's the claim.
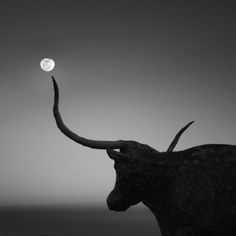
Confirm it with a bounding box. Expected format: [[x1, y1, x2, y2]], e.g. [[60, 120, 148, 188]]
[[0, 206, 160, 236]]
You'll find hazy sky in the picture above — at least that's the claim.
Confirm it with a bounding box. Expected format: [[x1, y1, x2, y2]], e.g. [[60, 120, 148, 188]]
[[0, 1, 235, 207]]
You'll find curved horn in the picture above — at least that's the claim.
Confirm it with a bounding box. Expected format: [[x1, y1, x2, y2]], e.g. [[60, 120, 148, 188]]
[[167, 121, 194, 152], [52, 76, 123, 149]]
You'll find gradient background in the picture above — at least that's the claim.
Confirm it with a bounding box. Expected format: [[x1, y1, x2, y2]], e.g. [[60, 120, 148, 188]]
[[0, 0, 235, 235]]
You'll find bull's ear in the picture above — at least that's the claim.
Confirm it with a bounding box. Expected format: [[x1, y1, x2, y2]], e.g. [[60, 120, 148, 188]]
[[106, 149, 128, 162]]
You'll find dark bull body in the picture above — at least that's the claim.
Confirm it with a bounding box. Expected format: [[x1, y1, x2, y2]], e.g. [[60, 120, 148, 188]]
[[51, 77, 236, 236]]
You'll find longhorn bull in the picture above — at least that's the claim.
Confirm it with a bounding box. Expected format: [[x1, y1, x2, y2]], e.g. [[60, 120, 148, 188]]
[[51, 77, 236, 236]]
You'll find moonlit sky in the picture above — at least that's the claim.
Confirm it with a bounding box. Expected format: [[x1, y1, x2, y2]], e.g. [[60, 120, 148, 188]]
[[0, 1, 235, 207]]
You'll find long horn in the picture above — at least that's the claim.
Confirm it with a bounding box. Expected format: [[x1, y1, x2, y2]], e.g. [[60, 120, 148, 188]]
[[52, 76, 123, 149], [167, 121, 194, 152]]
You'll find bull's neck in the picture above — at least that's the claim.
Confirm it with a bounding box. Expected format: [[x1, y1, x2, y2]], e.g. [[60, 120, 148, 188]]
[[140, 156, 177, 235], [142, 185, 169, 217], [142, 187, 171, 236], [139, 152, 179, 231]]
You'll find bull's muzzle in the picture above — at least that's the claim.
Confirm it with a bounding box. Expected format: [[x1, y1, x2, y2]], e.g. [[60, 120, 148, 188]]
[[107, 190, 129, 212]]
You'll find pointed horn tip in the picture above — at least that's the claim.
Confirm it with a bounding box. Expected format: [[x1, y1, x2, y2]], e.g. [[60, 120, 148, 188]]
[[166, 120, 196, 153], [181, 120, 195, 133], [187, 121, 195, 127], [52, 76, 59, 91], [52, 76, 56, 85]]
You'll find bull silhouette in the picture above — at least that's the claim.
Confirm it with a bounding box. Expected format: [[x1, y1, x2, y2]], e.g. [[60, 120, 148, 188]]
[[51, 77, 236, 236]]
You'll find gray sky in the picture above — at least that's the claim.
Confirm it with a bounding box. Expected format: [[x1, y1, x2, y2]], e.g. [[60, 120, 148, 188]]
[[0, 1, 235, 207]]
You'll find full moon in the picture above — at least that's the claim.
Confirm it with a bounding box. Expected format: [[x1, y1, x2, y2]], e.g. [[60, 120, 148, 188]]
[[40, 58, 55, 72]]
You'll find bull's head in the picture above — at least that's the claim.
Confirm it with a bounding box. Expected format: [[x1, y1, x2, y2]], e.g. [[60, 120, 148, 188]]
[[52, 77, 194, 212]]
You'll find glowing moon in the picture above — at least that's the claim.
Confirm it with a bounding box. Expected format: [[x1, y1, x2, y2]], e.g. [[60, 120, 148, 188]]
[[40, 58, 55, 72]]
